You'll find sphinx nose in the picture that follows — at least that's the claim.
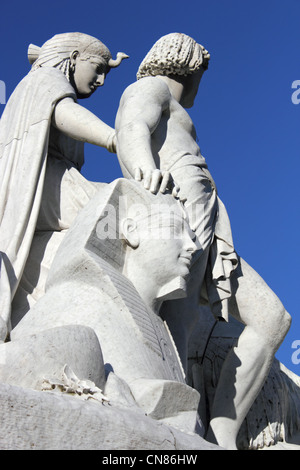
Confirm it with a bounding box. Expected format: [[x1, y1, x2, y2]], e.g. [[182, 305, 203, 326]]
[[189, 237, 199, 255], [183, 227, 199, 254]]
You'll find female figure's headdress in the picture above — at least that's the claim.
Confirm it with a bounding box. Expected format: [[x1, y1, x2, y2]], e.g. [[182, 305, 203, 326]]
[[28, 32, 128, 78]]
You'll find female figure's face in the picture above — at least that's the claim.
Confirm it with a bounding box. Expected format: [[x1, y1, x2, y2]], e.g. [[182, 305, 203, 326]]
[[70, 51, 109, 98]]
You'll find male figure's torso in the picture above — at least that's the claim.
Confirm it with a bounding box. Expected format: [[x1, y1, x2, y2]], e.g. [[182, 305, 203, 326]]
[[116, 77, 207, 178], [150, 86, 203, 171]]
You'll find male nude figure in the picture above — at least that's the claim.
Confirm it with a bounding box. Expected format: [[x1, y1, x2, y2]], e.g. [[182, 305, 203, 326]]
[[115, 33, 291, 449]]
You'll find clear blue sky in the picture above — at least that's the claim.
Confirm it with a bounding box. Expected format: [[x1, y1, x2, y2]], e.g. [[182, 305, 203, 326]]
[[0, 0, 299, 375]]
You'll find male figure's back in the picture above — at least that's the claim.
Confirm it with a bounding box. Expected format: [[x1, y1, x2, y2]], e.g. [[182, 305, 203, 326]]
[[116, 75, 207, 169]]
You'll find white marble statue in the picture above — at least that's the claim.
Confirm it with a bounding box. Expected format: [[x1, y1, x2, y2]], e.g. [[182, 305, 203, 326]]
[[0, 32, 128, 343], [187, 306, 300, 450], [6, 178, 203, 434], [115, 32, 292, 449]]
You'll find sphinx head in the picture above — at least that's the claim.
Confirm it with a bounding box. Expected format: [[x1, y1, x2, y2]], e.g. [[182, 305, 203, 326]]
[[48, 179, 197, 314], [118, 183, 197, 311]]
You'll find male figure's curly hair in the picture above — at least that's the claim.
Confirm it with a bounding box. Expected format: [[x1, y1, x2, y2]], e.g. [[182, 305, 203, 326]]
[[137, 33, 210, 80]]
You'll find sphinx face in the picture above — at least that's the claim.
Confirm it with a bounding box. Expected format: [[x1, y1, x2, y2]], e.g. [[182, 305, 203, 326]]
[[133, 206, 197, 289]]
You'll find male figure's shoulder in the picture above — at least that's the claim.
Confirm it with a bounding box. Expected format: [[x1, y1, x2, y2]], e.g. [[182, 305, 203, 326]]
[[121, 76, 171, 105]]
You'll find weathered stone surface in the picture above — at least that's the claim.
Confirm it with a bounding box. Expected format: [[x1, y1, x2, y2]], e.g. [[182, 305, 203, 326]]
[[0, 382, 220, 450], [188, 308, 300, 450]]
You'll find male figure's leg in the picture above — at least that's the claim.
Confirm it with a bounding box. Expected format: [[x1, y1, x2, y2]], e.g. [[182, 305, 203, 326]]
[[206, 257, 291, 449]]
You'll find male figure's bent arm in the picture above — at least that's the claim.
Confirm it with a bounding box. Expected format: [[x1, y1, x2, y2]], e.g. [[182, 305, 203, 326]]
[[115, 78, 173, 193]]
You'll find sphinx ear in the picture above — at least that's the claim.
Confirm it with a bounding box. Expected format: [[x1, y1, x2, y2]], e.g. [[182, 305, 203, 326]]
[[120, 218, 140, 249]]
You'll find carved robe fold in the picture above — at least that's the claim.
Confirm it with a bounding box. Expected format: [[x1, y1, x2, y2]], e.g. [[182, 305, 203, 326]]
[[0, 67, 99, 338]]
